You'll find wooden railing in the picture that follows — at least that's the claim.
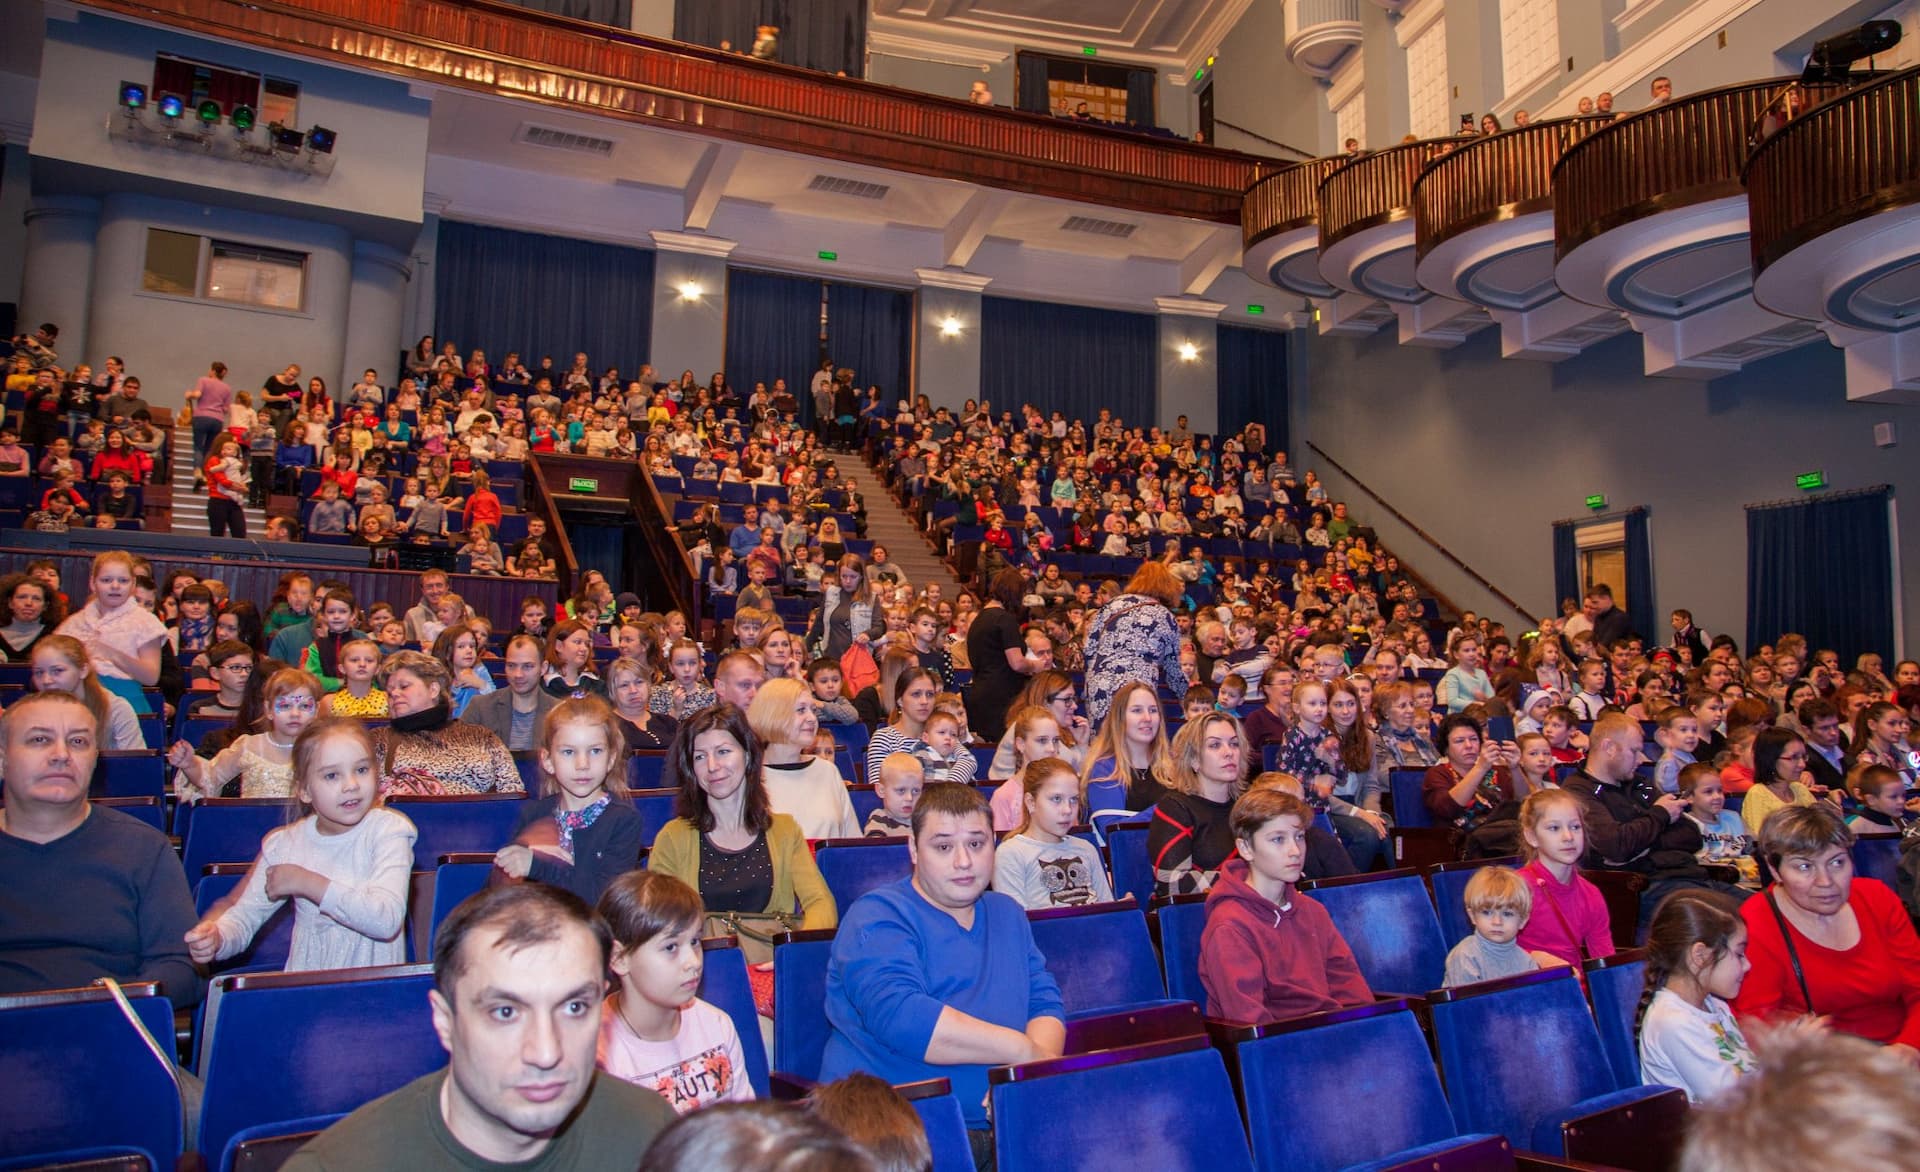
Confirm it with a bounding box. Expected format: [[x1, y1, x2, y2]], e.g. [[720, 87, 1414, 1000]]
[[78, 0, 1284, 223], [1745, 67, 1920, 277], [527, 452, 700, 624], [1240, 156, 1346, 250], [1412, 116, 1613, 265], [1552, 77, 1853, 262], [1318, 137, 1474, 254]]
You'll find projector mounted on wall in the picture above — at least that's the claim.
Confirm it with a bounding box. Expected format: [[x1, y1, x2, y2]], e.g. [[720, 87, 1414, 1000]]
[[105, 81, 339, 178]]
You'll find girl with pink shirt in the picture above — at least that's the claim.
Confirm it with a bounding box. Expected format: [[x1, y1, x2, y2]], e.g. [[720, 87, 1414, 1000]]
[[1514, 788, 1614, 968]]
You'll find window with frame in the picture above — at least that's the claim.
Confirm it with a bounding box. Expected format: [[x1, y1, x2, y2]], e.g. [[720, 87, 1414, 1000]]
[[141, 228, 308, 312]]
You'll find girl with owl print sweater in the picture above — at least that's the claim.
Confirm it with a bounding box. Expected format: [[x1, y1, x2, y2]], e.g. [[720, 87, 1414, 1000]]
[[992, 758, 1115, 909]]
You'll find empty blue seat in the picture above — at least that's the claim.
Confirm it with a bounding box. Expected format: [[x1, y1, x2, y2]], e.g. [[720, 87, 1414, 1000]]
[[1388, 768, 1432, 828], [1853, 830, 1901, 887], [771, 929, 837, 1081], [182, 799, 295, 888], [1223, 1000, 1502, 1172], [628, 754, 669, 790], [387, 794, 530, 871], [1107, 821, 1154, 909], [429, 856, 496, 951], [990, 1036, 1253, 1172], [1426, 856, 1523, 947], [93, 795, 165, 834], [1428, 967, 1681, 1157], [95, 750, 165, 799], [196, 864, 295, 973], [697, 937, 771, 1097], [1027, 899, 1169, 1017], [1153, 894, 1209, 1006], [510, 751, 542, 793], [1299, 868, 1448, 996], [0, 983, 181, 1168], [1585, 952, 1649, 1091], [825, 721, 869, 759], [813, 839, 911, 911], [630, 786, 679, 845], [197, 964, 444, 1163]]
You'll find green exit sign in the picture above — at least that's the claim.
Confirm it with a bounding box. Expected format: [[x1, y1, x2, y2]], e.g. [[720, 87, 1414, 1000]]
[[1246, 304, 1265, 315], [1796, 470, 1828, 491], [818, 250, 837, 262], [568, 477, 599, 493], [1584, 493, 1608, 510], [1082, 45, 1098, 56]]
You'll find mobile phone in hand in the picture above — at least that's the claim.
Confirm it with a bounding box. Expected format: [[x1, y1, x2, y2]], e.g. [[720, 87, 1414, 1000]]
[[1485, 715, 1515, 743]]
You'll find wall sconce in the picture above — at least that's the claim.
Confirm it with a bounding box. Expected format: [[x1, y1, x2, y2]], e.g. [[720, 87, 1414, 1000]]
[[1178, 342, 1199, 362], [939, 315, 963, 337], [678, 281, 703, 301]]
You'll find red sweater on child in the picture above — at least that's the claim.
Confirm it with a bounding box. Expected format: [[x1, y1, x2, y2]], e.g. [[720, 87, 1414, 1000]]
[[1199, 857, 1373, 1025], [1514, 859, 1614, 967], [1732, 878, 1920, 1048]]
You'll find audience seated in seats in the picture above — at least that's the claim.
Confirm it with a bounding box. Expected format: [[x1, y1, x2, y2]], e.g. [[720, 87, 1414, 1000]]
[[1443, 865, 1558, 987], [373, 651, 523, 795], [459, 634, 556, 751], [1637, 890, 1757, 1102], [819, 782, 1064, 1159], [991, 757, 1114, 909], [283, 883, 676, 1169], [748, 678, 860, 840], [1198, 784, 1373, 1024], [1513, 787, 1615, 968]]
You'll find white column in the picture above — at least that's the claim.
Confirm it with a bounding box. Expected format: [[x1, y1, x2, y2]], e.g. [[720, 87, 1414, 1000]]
[[915, 268, 992, 413], [20, 195, 102, 364], [343, 239, 413, 391], [650, 230, 736, 382], [1156, 296, 1226, 432]]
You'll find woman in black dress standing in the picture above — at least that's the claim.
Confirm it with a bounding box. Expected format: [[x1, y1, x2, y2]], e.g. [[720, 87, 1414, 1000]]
[[964, 568, 1042, 744]]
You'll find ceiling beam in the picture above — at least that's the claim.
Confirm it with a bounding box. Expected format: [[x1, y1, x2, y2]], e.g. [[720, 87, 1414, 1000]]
[[941, 188, 1009, 269], [682, 142, 742, 232], [1177, 227, 1240, 295]]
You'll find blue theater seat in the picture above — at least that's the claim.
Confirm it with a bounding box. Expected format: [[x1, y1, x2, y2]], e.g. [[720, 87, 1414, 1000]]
[[197, 964, 444, 1165], [1427, 967, 1686, 1160], [889, 1079, 974, 1172], [510, 750, 542, 793], [847, 782, 882, 826], [629, 786, 679, 845], [181, 799, 296, 889], [1217, 999, 1505, 1172], [1387, 768, 1432, 828], [1585, 950, 1650, 1091], [1026, 898, 1170, 1017], [196, 863, 295, 973], [94, 750, 165, 799], [812, 838, 911, 911], [1298, 867, 1449, 997], [175, 710, 236, 750], [770, 928, 837, 1082], [1151, 893, 1209, 1006], [1853, 830, 1901, 887], [429, 854, 496, 951], [216, 1113, 344, 1172], [989, 1035, 1252, 1172], [628, 753, 669, 790], [1426, 856, 1524, 947], [91, 795, 165, 834], [0, 983, 181, 1169], [1106, 820, 1154, 909], [697, 937, 771, 1098], [386, 794, 531, 871]]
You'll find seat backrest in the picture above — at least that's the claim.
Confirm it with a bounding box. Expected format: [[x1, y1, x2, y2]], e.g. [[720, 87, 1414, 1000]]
[[1153, 896, 1210, 1006], [1853, 831, 1901, 887], [96, 751, 165, 799], [94, 795, 166, 834], [813, 839, 911, 911], [182, 800, 296, 888], [218, 1112, 343, 1172], [697, 938, 771, 1098], [387, 795, 529, 871], [771, 930, 838, 1081], [509, 751, 542, 793], [428, 859, 495, 952], [1027, 899, 1166, 1016], [1388, 769, 1431, 828], [1584, 953, 1649, 1091], [196, 866, 294, 972], [1233, 1003, 1462, 1172], [1106, 821, 1155, 909], [1428, 968, 1617, 1148], [198, 965, 444, 1163], [910, 1091, 974, 1172], [990, 1038, 1252, 1172], [1426, 856, 1524, 947], [1299, 869, 1448, 995], [628, 755, 669, 791], [0, 986, 181, 1167], [847, 783, 882, 826], [628, 787, 680, 846]]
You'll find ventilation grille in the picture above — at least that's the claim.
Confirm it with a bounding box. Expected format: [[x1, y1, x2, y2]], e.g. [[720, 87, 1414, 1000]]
[[1062, 215, 1138, 238], [807, 174, 891, 200], [516, 124, 616, 156]]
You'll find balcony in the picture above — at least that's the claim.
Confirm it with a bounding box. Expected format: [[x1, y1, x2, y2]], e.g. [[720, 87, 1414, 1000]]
[[1551, 78, 1851, 378], [1411, 116, 1629, 360], [1319, 137, 1492, 347], [1284, 0, 1365, 80], [76, 0, 1283, 225], [1745, 67, 1920, 402]]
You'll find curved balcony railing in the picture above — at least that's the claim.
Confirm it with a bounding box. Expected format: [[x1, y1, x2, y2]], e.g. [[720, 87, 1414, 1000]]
[[1241, 156, 1347, 250], [1552, 77, 1853, 261], [1412, 116, 1613, 265], [1319, 137, 1473, 254], [1745, 66, 1920, 277], [77, 0, 1285, 223]]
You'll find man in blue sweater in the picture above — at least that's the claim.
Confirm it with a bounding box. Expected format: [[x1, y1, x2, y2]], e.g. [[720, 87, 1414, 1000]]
[[0, 692, 200, 1006], [820, 783, 1064, 1159]]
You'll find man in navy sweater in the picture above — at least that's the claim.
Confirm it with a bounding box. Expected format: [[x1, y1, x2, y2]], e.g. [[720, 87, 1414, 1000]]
[[820, 783, 1064, 1157], [0, 691, 200, 1006]]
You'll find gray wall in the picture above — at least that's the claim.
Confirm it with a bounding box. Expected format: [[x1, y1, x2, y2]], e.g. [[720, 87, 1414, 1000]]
[[651, 251, 729, 384], [1300, 327, 1920, 653], [916, 285, 983, 413], [1158, 315, 1219, 434], [1210, 0, 1330, 156]]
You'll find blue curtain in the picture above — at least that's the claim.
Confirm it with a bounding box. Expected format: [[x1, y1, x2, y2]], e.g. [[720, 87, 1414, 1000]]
[[1126, 70, 1156, 126], [1016, 52, 1052, 114], [674, 0, 864, 76], [1746, 487, 1894, 664], [504, 0, 629, 27], [825, 283, 912, 408], [725, 269, 822, 418], [1217, 325, 1288, 451], [434, 221, 654, 380], [981, 296, 1156, 428], [1624, 508, 1653, 643], [1552, 521, 1579, 617]]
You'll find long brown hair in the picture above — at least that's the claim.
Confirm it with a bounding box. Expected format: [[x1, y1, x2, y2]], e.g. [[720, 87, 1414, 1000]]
[[1635, 890, 1744, 1039]]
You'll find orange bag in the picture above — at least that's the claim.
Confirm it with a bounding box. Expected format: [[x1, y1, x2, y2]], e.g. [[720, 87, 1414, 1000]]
[[840, 642, 880, 695]]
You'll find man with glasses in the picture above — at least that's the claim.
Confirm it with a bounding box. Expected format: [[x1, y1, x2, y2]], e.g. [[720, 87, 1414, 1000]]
[[1797, 699, 1848, 793]]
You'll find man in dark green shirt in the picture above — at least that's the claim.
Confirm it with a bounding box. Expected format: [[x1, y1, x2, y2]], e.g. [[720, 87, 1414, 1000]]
[[284, 885, 675, 1170]]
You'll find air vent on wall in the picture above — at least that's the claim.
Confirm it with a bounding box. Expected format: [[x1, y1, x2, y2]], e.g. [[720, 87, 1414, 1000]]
[[516, 124, 616, 156], [808, 174, 891, 200], [1062, 214, 1137, 238]]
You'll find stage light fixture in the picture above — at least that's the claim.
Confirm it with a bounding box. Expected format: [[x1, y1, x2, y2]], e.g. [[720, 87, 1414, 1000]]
[[270, 123, 305, 152], [230, 104, 255, 132], [196, 99, 222, 125], [120, 81, 148, 110], [306, 125, 337, 154], [157, 93, 185, 120]]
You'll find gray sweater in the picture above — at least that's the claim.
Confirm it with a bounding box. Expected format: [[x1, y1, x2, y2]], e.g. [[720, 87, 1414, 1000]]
[[991, 832, 1114, 911], [1443, 933, 1540, 988]]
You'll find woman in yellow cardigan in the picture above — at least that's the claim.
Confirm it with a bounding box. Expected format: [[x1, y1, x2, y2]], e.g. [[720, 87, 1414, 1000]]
[[649, 704, 838, 947]]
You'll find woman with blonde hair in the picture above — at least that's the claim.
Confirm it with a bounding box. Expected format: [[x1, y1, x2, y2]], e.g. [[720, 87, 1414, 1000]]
[[748, 677, 859, 839], [1146, 712, 1249, 897], [854, 645, 919, 727], [987, 670, 1088, 778], [1083, 560, 1190, 725], [1079, 679, 1174, 830]]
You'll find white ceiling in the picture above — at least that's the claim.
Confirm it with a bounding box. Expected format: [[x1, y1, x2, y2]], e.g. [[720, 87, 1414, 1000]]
[[869, 0, 1252, 77]]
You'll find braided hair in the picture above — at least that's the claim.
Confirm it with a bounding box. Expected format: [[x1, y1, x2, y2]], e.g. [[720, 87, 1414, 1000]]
[[1634, 889, 1746, 1040]]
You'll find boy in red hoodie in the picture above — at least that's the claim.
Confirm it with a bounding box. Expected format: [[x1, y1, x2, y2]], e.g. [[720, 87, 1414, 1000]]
[[1198, 784, 1374, 1025]]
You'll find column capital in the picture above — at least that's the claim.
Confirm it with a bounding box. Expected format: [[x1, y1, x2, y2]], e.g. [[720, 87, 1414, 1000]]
[[1154, 295, 1227, 318], [353, 239, 413, 281], [650, 230, 737, 258], [915, 267, 993, 292], [24, 195, 102, 226]]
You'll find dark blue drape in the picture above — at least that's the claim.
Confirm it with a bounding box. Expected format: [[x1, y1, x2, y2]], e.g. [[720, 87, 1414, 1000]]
[[981, 296, 1156, 428], [1624, 508, 1654, 643], [826, 283, 912, 407], [725, 269, 822, 418], [1552, 521, 1579, 616], [435, 222, 654, 380], [1217, 324, 1289, 452], [503, 0, 629, 27], [1125, 70, 1155, 126], [1746, 487, 1894, 664], [674, 0, 864, 76], [1016, 52, 1052, 114]]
